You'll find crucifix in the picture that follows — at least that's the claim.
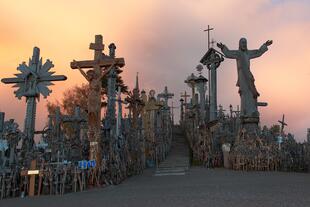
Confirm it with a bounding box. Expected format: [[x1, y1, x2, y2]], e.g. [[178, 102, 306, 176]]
[[180, 91, 190, 106], [157, 86, 174, 108], [70, 35, 125, 168], [278, 114, 287, 135], [1, 47, 67, 149]]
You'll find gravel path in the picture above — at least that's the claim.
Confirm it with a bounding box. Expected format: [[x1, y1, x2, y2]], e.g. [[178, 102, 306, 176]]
[[1, 168, 310, 207]]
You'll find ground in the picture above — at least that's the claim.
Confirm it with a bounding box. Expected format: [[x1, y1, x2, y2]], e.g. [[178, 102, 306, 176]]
[[1, 168, 309, 207]]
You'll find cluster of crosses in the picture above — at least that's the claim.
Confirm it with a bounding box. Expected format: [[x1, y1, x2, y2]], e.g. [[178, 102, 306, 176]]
[[0, 35, 175, 199], [179, 26, 310, 171]]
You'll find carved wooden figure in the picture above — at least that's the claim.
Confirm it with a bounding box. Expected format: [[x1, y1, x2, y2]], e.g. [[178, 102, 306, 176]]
[[70, 35, 125, 167]]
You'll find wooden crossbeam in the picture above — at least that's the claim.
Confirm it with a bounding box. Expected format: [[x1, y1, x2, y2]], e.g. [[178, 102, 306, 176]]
[[70, 58, 125, 69]]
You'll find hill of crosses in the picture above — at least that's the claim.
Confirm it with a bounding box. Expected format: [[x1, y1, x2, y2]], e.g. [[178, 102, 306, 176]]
[[0, 34, 309, 200]]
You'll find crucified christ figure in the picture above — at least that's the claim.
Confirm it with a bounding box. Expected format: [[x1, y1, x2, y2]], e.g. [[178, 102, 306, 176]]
[[73, 60, 118, 151]]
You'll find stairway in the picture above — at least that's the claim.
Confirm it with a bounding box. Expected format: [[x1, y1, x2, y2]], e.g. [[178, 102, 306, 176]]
[[155, 126, 190, 176]]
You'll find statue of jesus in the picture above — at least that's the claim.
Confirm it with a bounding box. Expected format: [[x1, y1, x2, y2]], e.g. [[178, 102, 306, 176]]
[[217, 38, 272, 118]]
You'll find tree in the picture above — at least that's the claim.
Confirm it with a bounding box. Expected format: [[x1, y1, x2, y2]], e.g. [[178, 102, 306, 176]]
[[47, 67, 128, 115]]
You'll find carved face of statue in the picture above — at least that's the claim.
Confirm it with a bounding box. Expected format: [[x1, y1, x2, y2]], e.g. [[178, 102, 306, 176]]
[[239, 38, 248, 51]]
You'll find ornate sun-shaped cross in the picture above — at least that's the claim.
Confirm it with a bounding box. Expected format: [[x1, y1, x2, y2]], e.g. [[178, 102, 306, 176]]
[[1, 47, 67, 147]]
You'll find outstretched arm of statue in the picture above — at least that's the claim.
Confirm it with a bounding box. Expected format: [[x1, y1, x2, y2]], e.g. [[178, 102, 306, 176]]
[[217, 42, 238, 59], [100, 60, 119, 79], [249, 40, 273, 59], [72, 60, 90, 82], [78, 68, 90, 82]]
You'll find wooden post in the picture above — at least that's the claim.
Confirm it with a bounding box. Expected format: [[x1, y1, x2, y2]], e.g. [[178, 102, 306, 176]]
[[20, 160, 39, 197]]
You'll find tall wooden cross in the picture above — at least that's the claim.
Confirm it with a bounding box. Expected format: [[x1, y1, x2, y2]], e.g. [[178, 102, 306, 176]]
[[157, 86, 174, 108], [181, 91, 190, 106], [1, 47, 67, 147], [70, 35, 125, 168], [278, 114, 287, 135], [20, 159, 42, 197]]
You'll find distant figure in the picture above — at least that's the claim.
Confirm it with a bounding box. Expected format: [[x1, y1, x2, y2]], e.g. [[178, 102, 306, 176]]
[[217, 38, 272, 117]]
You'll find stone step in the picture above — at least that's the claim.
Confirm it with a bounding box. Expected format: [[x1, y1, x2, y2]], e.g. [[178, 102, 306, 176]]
[[154, 127, 189, 176]]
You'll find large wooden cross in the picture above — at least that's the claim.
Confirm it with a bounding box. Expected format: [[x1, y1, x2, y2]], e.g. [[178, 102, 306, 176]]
[[180, 91, 190, 106], [157, 86, 174, 108], [70, 35, 125, 168], [278, 114, 287, 135], [20, 159, 43, 197]]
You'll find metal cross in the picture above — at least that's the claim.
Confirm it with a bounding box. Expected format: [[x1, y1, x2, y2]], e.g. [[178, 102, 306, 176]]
[[70, 35, 125, 168], [157, 86, 174, 108], [1, 47, 67, 145], [203, 25, 214, 49]]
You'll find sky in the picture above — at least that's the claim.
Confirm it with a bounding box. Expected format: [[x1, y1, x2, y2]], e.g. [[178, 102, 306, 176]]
[[0, 0, 309, 141]]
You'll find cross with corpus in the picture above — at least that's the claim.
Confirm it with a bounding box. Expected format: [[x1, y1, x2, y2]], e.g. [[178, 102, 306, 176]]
[[157, 86, 174, 108], [70, 35, 125, 168], [278, 114, 287, 135]]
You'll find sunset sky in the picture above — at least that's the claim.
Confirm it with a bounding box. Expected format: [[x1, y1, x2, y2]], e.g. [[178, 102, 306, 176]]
[[0, 0, 309, 141]]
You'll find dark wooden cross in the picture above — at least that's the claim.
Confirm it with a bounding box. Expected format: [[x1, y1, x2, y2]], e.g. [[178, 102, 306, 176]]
[[70, 35, 125, 168], [157, 86, 174, 108], [20, 160, 43, 197], [203, 25, 214, 49], [278, 114, 287, 135], [181, 91, 190, 106], [62, 106, 86, 143]]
